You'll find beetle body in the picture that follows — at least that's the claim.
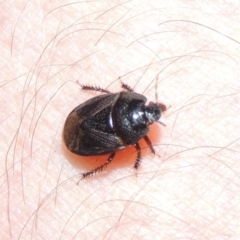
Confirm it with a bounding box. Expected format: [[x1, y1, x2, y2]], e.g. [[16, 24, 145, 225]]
[[63, 91, 161, 156], [63, 82, 166, 178]]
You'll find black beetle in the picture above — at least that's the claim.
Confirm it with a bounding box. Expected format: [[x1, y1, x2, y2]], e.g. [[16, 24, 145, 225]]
[[63, 81, 166, 178]]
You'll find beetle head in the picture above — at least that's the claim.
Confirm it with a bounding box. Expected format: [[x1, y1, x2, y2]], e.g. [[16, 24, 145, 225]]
[[144, 102, 161, 124]]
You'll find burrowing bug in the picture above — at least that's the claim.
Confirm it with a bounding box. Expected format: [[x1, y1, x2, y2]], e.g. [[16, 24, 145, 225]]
[[63, 79, 166, 178]]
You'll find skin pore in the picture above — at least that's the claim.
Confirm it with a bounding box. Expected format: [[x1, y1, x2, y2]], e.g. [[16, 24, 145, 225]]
[[1, 1, 240, 239]]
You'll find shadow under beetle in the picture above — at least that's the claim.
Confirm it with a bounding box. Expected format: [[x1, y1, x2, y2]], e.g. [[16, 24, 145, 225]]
[[63, 80, 166, 178]]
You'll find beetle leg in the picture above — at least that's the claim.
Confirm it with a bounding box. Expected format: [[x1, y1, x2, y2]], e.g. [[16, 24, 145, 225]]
[[133, 142, 142, 170], [80, 84, 111, 94], [119, 77, 134, 92], [81, 152, 116, 179], [143, 135, 155, 154]]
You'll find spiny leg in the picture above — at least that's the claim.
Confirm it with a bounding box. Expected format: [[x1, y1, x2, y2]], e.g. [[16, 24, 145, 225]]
[[80, 84, 111, 94], [143, 135, 155, 154], [144, 135, 161, 158], [133, 142, 142, 170], [80, 78, 134, 93], [81, 152, 116, 179], [119, 77, 134, 92]]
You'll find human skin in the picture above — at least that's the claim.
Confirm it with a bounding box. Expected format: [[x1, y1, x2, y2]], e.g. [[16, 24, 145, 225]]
[[1, 1, 240, 239]]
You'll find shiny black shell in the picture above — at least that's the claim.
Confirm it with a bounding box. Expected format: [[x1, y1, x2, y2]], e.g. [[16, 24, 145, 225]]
[[63, 91, 161, 156]]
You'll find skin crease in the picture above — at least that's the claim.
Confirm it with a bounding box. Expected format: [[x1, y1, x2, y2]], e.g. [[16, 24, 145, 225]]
[[1, 0, 240, 239]]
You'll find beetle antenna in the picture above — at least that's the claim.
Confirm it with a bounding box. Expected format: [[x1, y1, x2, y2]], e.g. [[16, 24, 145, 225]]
[[159, 103, 167, 113]]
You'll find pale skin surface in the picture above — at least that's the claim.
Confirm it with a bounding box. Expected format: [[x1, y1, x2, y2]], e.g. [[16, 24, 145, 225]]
[[1, 1, 240, 239]]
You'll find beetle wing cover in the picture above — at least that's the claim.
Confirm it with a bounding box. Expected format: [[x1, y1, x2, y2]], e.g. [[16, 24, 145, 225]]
[[73, 93, 125, 155], [74, 94, 115, 122], [80, 128, 125, 155]]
